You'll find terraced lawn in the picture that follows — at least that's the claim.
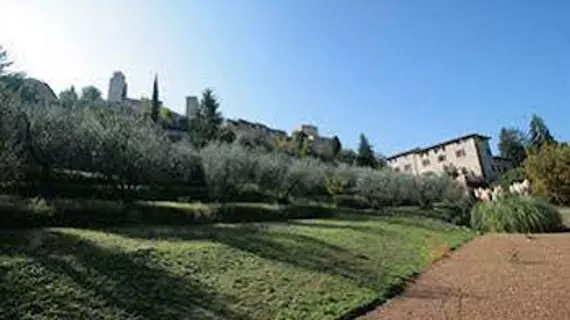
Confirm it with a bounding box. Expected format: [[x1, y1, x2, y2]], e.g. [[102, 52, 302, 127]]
[[0, 211, 473, 320]]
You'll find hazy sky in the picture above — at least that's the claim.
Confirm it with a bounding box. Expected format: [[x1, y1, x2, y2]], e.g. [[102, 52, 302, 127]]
[[2, 0, 569, 154]]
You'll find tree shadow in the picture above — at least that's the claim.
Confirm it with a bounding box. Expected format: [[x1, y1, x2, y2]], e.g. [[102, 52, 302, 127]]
[[107, 224, 386, 289], [283, 219, 401, 237], [1, 230, 247, 320]]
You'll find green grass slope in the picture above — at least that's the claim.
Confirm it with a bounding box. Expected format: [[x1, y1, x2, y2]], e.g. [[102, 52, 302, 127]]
[[1, 211, 473, 320]]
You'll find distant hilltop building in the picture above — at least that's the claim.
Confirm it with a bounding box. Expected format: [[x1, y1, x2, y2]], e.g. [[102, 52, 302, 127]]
[[293, 124, 335, 156], [386, 133, 512, 184], [108, 71, 127, 103], [226, 119, 287, 139], [107, 71, 163, 110], [296, 124, 319, 139], [105, 71, 336, 154]]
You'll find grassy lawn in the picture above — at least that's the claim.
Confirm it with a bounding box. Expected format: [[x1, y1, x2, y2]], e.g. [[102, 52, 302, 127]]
[[0, 210, 473, 320]]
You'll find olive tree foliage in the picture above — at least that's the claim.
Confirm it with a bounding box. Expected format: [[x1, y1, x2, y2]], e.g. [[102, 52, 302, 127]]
[[167, 142, 204, 185], [199, 142, 332, 203], [87, 107, 175, 191], [199, 143, 258, 201], [0, 48, 36, 183], [3, 99, 205, 199], [255, 152, 328, 201], [0, 98, 28, 183], [355, 169, 413, 207], [354, 167, 463, 208], [236, 130, 274, 153], [198, 141, 468, 206], [283, 157, 328, 197], [254, 152, 292, 197], [59, 86, 79, 109]]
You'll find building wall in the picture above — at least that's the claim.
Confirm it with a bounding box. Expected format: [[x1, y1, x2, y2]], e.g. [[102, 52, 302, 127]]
[[387, 136, 488, 180], [310, 136, 334, 158], [186, 96, 199, 119], [387, 135, 512, 184], [108, 72, 127, 102], [491, 157, 513, 180], [388, 153, 419, 174], [299, 125, 319, 138], [225, 119, 288, 145], [475, 138, 496, 182]]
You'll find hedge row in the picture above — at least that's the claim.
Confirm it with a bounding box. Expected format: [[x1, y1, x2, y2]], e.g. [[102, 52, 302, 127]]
[[0, 196, 338, 228]]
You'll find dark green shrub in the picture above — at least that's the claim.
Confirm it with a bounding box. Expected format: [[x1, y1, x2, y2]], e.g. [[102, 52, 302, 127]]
[[437, 182, 475, 226], [333, 194, 371, 210], [470, 196, 563, 233], [325, 175, 348, 197], [2, 182, 209, 202], [0, 196, 336, 228], [229, 184, 276, 203], [499, 167, 526, 189]]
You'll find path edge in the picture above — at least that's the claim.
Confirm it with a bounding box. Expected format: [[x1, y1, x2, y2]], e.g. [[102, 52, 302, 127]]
[[334, 237, 476, 320]]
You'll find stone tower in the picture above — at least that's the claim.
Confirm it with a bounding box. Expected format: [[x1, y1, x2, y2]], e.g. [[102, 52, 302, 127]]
[[108, 71, 127, 102], [186, 96, 199, 119]]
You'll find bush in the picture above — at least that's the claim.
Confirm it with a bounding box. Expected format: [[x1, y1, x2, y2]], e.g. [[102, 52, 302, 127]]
[[333, 194, 371, 209], [499, 167, 526, 189], [353, 169, 464, 208], [254, 152, 292, 200], [470, 196, 563, 233], [354, 169, 398, 207], [525, 143, 570, 205], [438, 182, 474, 226], [229, 183, 276, 203], [200, 143, 257, 202], [285, 157, 328, 197], [417, 174, 452, 209], [0, 196, 335, 228]]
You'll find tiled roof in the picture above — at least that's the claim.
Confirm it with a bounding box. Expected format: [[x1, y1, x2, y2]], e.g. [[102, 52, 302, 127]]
[[387, 133, 491, 160]]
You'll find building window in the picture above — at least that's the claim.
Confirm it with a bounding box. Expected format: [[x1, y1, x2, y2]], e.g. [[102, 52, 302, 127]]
[[437, 154, 446, 162], [455, 149, 466, 158], [404, 164, 412, 171], [422, 159, 430, 166]]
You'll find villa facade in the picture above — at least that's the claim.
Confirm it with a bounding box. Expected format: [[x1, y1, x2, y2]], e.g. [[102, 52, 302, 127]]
[[386, 134, 512, 184]]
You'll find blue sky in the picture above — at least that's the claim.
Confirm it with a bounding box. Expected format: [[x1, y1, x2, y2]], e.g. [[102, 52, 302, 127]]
[[2, 0, 569, 155]]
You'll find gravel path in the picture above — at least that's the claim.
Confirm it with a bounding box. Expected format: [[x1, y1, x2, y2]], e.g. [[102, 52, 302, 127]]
[[358, 233, 570, 320]]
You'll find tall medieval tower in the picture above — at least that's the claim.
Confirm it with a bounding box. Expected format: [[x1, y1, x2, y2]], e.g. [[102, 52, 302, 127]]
[[108, 71, 127, 102]]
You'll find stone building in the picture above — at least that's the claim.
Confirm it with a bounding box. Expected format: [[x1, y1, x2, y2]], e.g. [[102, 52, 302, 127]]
[[293, 124, 335, 158], [386, 133, 512, 184], [106, 71, 202, 141], [107, 71, 159, 109], [226, 119, 287, 140], [107, 71, 127, 103]]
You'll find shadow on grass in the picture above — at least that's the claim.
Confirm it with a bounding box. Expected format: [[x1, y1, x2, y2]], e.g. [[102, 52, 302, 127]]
[[283, 219, 402, 238], [107, 224, 382, 288], [0, 230, 247, 320], [0, 206, 470, 320]]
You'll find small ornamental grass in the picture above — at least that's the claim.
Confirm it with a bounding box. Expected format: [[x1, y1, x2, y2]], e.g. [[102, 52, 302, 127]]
[[470, 196, 563, 233]]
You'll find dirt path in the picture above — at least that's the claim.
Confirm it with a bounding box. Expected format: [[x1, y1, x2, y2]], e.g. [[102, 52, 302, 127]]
[[358, 233, 570, 320]]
